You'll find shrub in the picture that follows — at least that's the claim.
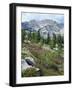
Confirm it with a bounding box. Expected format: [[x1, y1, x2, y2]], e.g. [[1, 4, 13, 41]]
[[22, 68, 38, 77]]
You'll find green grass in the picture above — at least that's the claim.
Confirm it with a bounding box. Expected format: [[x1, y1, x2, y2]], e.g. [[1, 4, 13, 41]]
[[22, 68, 38, 77]]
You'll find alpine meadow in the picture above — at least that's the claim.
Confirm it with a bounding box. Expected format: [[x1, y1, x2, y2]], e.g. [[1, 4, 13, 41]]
[[21, 12, 64, 77]]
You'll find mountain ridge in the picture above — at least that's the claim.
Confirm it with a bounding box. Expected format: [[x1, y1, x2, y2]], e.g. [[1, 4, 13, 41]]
[[21, 19, 64, 38]]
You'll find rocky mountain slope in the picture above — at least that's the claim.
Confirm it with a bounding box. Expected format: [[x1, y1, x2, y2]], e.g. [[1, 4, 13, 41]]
[[21, 19, 64, 37]]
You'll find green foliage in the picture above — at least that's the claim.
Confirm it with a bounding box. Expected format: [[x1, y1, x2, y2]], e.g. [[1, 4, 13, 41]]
[[56, 34, 64, 49], [31, 32, 36, 42], [49, 34, 64, 49], [28, 31, 31, 40], [37, 30, 41, 42], [52, 33, 57, 47], [22, 29, 64, 50], [40, 38, 45, 45], [47, 33, 50, 44], [21, 29, 64, 76], [22, 68, 38, 77], [30, 31, 41, 43], [22, 29, 26, 44]]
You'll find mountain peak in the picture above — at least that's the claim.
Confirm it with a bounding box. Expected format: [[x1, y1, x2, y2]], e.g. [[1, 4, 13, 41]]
[[21, 19, 64, 35]]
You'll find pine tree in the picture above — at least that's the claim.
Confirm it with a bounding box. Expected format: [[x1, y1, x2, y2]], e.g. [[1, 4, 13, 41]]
[[37, 30, 40, 43], [57, 34, 63, 49], [28, 31, 31, 41], [22, 29, 26, 44], [46, 32, 50, 44], [31, 32, 37, 42], [52, 33, 57, 48]]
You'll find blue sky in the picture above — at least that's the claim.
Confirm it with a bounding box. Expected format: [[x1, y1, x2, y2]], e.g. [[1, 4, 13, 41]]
[[21, 12, 64, 24]]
